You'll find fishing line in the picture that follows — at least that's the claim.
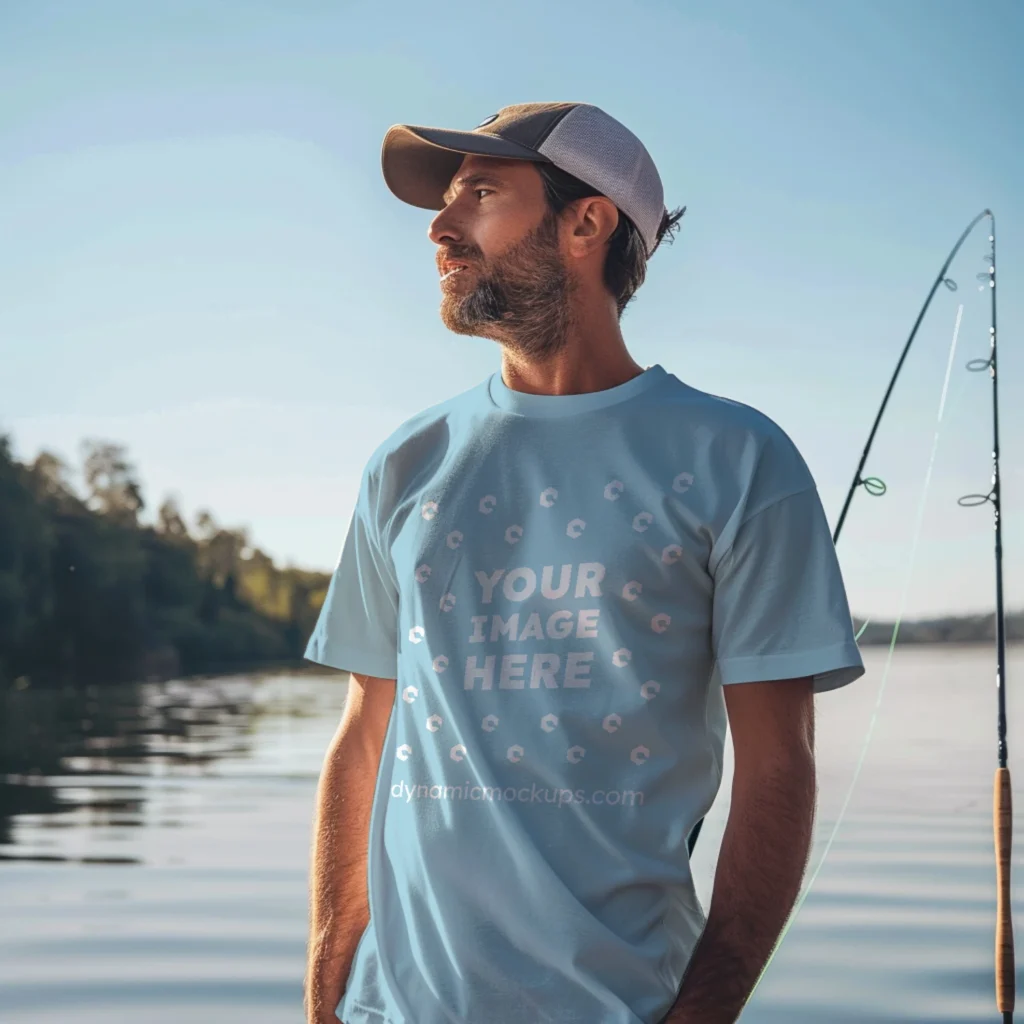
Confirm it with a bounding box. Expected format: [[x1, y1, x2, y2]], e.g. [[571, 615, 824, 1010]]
[[745, 303, 966, 1003]]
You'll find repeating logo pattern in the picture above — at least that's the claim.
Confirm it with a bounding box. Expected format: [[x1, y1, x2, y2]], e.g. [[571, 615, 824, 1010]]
[[632, 512, 654, 533], [661, 545, 683, 565], [400, 475, 697, 775]]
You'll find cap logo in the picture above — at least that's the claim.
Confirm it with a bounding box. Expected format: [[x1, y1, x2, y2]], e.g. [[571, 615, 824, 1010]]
[[474, 113, 498, 129]]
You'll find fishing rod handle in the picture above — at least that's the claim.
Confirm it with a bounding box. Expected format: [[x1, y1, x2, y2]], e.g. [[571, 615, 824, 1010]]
[[995, 766, 1015, 1014]]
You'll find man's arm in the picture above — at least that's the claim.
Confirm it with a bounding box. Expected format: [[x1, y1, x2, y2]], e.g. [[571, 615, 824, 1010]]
[[664, 676, 816, 1024], [305, 673, 395, 1024]]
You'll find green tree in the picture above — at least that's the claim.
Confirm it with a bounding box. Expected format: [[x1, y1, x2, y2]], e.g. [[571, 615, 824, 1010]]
[[0, 437, 55, 683], [156, 496, 190, 539], [81, 440, 145, 525], [28, 450, 78, 508], [0, 431, 338, 688]]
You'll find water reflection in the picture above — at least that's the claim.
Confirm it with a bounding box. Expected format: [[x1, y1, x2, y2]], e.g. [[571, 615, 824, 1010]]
[[0, 669, 344, 864], [3, 649, 1024, 1022]]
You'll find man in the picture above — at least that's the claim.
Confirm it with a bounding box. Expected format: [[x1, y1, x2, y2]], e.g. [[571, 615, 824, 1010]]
[[304, 102, 864, 1024]]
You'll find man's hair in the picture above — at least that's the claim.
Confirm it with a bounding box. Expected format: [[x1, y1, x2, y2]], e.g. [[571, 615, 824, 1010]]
[[536, 162, 686, 318]]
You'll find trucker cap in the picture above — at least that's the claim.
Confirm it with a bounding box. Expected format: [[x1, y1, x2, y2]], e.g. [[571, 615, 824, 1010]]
[[381, 102, 668, 257]]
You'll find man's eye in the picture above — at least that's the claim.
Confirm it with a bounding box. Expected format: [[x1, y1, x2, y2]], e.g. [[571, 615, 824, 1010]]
[[475, 189, 494, 199]]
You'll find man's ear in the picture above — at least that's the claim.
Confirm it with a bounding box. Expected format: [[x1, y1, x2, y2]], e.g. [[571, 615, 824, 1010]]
[[564, 196, 619, 257]]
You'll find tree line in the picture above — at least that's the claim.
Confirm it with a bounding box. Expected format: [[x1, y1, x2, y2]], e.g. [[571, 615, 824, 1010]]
[[854, 610, 1022, 645], [0, 432, 331, 689]]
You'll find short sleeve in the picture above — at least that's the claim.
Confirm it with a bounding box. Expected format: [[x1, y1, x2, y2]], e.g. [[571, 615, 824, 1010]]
[[304, 468, 400, 679], [711, 486, 865, 694]]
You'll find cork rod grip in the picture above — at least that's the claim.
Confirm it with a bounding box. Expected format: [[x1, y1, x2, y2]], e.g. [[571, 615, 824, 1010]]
[[995, 766, 1015, 1014]]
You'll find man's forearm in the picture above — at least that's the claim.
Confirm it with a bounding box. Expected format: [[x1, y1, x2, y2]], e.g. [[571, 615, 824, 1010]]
[[305, 726, 379, 1023], [664, 753, 817, 1024]]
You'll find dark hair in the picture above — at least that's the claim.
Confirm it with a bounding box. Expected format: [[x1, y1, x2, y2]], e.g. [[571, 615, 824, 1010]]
[[536, 162, 686, 317]]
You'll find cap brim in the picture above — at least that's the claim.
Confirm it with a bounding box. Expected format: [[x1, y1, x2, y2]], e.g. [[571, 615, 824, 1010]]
[[381, 124, 548, 211]]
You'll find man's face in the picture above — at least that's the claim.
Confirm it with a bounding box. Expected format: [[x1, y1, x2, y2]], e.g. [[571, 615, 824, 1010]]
[[429, 155, 576, 359]]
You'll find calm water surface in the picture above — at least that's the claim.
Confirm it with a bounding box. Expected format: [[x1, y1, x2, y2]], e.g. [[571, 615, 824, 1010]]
[[2, 645, 1023, 1023]]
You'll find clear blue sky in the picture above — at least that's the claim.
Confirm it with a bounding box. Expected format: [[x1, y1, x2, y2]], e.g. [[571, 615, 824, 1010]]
[[1, 0, 1021, 621]]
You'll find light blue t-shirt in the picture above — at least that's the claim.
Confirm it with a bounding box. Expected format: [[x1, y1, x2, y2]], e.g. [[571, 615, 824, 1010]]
[[305, 363, 865, 1024]]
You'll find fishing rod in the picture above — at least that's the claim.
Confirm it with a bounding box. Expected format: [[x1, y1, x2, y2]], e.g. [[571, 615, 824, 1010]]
[[685, 211, 996, 857], [977, 217, 1014, 1024], [830, 209, 1012, 1022], [688, 210, 1013, 1022], [682, 213, 997, 858]]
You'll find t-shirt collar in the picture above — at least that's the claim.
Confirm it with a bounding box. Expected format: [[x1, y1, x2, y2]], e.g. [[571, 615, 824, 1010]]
[[487, 364, 667, 418]]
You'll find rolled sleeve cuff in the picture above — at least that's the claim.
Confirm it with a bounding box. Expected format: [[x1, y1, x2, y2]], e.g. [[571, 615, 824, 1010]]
[[303, 631, 398, 680], [715, 640, 865, 694]]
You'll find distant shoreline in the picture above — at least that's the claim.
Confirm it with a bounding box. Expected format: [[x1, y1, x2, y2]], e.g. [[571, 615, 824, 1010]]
[[852, 610, 1023, 646]]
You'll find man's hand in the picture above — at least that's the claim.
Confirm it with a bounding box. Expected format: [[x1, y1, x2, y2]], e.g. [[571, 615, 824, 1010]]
[[305, 674, 395, 1024], [663, 676, 816, 1024]]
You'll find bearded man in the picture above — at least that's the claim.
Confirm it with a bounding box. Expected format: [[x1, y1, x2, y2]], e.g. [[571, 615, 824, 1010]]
[[303, 102, 864, 1024]]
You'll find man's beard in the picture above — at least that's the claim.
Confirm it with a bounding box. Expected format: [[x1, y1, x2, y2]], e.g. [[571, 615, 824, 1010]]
[[439, 212, 577, 360]]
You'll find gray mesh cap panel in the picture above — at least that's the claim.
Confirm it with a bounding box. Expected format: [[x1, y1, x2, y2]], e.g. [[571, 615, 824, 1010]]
[[536, 104, 666, 256]]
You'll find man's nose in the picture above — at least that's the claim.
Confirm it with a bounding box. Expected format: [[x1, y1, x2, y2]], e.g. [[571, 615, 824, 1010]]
[[428, 206, 462, 246]]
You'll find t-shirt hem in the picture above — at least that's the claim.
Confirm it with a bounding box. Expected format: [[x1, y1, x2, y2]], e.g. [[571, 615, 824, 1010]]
[[303, 636, 398, 680], [715, 641, 865, 693], [338, 998, 394, 1023]]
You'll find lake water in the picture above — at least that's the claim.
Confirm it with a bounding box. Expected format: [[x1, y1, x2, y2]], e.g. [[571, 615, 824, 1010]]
[[2, 644, 1023, 1023]]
